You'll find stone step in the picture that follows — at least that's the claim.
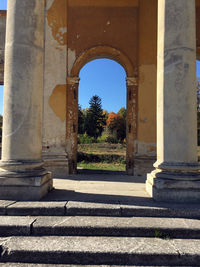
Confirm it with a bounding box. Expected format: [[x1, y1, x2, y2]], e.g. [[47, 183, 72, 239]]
[[1, 200, 200, 218], [0, 265, 171, 267], [0, 215, 200, 239], [0, 264, 168, 267], [0, 236, 200, 265], [32, 216, 200, 239]]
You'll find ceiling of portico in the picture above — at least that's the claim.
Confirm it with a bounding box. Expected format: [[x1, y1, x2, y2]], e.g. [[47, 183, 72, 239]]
[[197, 0, 200, 7], [68, 0, 139, 7]]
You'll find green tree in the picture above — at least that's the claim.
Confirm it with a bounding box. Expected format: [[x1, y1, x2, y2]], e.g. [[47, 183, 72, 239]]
[[85, 95, 105, 139], [78, 105, 85, 134], [103, 110, 109, 121], [107, 112, 126, 142], [117, 107, 127, 120]]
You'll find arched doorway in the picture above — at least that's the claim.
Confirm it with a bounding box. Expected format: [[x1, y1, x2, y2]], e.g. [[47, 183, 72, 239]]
[[66, 46, 138, 175], [78, 59, 126, 172]]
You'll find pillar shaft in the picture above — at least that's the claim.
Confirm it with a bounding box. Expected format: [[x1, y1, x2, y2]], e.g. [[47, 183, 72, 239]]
[[146, 0, 200, 202], [3, 0, 44, 161], [66, 77, 80, 174], [157, 0, 197, 165], [126, 77, 138, 175], [0, 0, 52, 200]]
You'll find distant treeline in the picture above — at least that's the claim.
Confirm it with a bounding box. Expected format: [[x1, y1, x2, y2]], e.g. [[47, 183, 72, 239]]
[[78, 95, 126, 144]]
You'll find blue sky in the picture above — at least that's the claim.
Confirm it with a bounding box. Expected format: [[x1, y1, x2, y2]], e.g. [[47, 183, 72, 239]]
[[0, 0, 200, 115], [79, 59, 126, 112]]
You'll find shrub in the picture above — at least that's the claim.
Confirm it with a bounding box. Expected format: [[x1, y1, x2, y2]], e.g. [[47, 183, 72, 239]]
[[77, 152, 125, 164], [97, 132, 109, 143], [78, 134, 96, 144], [105, 136, 118, 144]]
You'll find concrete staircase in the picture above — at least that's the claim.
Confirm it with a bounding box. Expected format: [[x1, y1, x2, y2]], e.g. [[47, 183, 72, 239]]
[[0, 199, 200, 266]]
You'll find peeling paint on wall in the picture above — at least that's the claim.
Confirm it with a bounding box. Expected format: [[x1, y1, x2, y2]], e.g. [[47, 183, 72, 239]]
[[47, 0, 67, 46], [137, 64, 156, 144], [68, 48, 76, 75], [135, 141, 156, 156], [43, 0, 68, 171], [49, 85, 66, 121]]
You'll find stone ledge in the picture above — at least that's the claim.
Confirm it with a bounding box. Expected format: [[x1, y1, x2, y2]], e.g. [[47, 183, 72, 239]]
[[0, 199, 199, 218], [0, 215, 200, 238], [31, 215, 200, 238], [7, 201, 67, 216], [1, 236, 200, 265]]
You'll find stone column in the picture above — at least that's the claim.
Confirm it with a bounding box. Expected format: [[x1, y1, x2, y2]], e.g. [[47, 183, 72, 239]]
[[66, 77, 80, 174], [126, 77, 138, 175], [146, 0, 200, 202], [0, 0, 52, 200]]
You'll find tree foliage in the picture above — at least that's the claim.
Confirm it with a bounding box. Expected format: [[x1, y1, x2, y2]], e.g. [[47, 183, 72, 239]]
[[78, 105, 85, 134], [117, 107, 127, 119], [78, 95, 106, 139], [107, 110, 126, 142], [86, 95, 106, 139], [78, 95, 126, 143]]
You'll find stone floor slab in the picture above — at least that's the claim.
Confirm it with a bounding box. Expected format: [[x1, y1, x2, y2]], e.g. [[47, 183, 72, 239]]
[[1, 236, 200, 265], [7, 201, 67, 216], [0, 216, 36, 236], [32, 216, 200, 238], [0, 264, 173, 267], [0, 175, 199, 218], [66, 201, 121, 216], [0, 200, 16, 215]]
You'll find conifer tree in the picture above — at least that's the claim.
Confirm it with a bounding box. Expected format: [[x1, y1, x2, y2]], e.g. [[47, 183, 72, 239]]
[[85, 95, 105, 139]]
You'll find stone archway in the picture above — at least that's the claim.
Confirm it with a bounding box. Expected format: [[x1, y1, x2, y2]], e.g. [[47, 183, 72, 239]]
[[66, 45, 138, 175]]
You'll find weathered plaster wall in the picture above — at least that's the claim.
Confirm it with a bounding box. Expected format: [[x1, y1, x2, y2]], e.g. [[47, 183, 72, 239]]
[[42, 0, 68, 176], [196, 0, 200, 58], [0, 11, 6, 85], [67, 0, 138, 76], [136, 0, 157, 159]]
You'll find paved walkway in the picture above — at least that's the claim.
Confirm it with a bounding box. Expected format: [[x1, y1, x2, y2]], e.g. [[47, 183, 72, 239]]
[[40, 171, 200, 215], [45, 172, 150, 204]]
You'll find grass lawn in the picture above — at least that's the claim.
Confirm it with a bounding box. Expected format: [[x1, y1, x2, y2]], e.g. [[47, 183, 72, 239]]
[[77, 162, 125, 171], [78, 143, 126, 156], [77, 142, 126, 171]]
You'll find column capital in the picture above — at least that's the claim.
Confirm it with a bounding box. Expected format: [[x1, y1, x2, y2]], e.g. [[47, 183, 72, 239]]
[[126, 77, 138, 86], [67, 77, 80, 85]]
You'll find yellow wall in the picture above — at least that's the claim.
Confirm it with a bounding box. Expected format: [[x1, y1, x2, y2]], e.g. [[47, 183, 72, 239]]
[[137, 0, 157, 156]]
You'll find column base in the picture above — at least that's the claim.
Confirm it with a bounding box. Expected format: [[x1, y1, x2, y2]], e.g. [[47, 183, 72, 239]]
[[0, 160, 53, 200], [133, 156, 156, 177], [43, 153, 69, 178], [146, 162, 200, 203]]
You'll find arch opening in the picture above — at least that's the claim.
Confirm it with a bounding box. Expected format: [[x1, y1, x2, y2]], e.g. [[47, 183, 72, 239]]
[[78, 58, 127, 173], [66, 46, 138, 175], [71, 46, 136, 78]]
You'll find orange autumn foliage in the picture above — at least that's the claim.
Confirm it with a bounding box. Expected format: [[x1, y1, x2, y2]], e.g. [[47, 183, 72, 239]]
[[106, 112, 122, 129]]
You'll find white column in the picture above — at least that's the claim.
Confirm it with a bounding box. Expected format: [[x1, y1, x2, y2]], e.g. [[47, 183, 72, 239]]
[[146, 0, 200, 202], [0, 0, 52, 200]]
